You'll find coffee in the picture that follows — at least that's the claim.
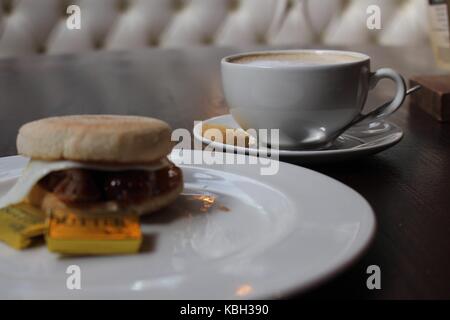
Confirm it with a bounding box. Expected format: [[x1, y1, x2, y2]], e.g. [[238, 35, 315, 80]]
[[230, 52, 362, 68], [222, 49, 406, 149]]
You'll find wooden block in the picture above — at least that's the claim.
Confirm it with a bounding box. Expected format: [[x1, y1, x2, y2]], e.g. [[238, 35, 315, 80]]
[[410, 75, 450, 122]]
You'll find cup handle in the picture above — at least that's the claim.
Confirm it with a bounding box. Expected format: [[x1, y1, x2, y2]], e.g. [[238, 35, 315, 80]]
[[348, 68, 407, 127]]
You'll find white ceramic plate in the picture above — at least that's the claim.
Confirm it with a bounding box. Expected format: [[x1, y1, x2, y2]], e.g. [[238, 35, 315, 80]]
[[193, 115, 403, 164], [0, 151, 375, 299]]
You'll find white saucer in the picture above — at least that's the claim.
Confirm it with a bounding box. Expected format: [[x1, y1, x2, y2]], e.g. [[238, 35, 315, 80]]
[[193, 115, 403, 164], [0, 151, 375, 299]]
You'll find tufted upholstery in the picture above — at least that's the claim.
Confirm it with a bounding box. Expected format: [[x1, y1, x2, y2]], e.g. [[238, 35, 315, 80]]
[[0, 0, 430, 58]]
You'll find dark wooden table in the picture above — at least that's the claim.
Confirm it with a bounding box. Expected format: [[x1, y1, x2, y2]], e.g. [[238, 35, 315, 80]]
[[0, 45, 449, 299]]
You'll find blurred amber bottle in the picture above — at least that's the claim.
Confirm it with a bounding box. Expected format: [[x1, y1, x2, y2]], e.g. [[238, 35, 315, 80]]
[[428, 0, 450, 70]]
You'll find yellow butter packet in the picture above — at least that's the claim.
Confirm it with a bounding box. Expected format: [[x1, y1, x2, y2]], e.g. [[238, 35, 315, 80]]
[[46, 209, 142, 255], [0, 203, 46, 249]]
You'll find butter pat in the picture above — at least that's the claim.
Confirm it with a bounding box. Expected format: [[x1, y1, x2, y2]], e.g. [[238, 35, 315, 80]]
[[202, 123, 251, 147], [0, 203, 46, 249], [46, 209, 142, 255]]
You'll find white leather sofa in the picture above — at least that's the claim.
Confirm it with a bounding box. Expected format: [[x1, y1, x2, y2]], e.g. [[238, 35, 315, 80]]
[[0, 0, 430, 58]]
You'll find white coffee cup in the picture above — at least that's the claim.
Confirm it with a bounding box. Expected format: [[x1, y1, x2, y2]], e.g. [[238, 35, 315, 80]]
[[221, 49, 406, 149]]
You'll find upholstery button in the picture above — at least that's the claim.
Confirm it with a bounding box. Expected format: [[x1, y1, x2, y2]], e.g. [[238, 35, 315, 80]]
[[172, 0, 185, 12], [342, 0, 351, 10], [228, 0, 240, 12], [368, 33, 378, 44], [60, 0, 70, 17], [148, 36, 160, 47], [2, 0, 13, 15], [94, 39, 104, 50], [285, 0, 294, 11], [36, 44, 46, 54], [317, 31, 325, 44], [117, 0, 129, 12], [256, 34, 266, 44], [202, 35, 214, 45]]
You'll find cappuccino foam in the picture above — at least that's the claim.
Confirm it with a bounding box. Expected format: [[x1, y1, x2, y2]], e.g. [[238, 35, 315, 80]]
[[231, 52, 362, 67]]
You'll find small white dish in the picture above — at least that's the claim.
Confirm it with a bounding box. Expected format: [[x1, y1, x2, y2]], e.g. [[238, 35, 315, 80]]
[[193, 115, 403, 164], [0, 151, 375, 299]]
